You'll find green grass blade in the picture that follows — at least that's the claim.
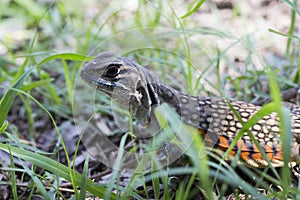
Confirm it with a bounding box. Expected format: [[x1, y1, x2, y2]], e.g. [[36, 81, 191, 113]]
[[0, 67, 35, 127], [155, 104, 214, 200], [181, 0, 206, 18], [268, 28, 300, 40], [62, 59, 73, 106], [22, 164, 50, 200], [285, 0, 297, 57], [0, 52, 92, 128], [8, 147, 18, 200], [79, 155, 89, 200], [105, 133, 128, 199], [0, 121, 8, 133], [21, 78, 54, 91], [0, 143, 111, 198], [282, 0, 300, 16]]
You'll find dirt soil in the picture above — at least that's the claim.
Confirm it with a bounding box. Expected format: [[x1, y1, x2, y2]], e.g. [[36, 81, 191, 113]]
[[201, 0, 299, 57]]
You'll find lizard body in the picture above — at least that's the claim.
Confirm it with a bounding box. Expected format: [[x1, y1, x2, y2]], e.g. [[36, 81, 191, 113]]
[[80, 52, 300, 168]]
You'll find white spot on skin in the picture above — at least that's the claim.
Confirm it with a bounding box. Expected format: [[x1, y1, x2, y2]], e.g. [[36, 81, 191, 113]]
[[205, 99, 212, 104], [222, 126, 228, 132], [253, 124, 261, 131], [229, 127, 236, 132], [233, 106, 239, 110], [259, 119, 266, 124], [207, 117, 213, 123], [293, 128, 300, 134], [199, 101, 206, 105], [227, 115, 234, 120], [192, 113, 198, 120], [243, 135, 251, 141], [130, 90, 143, 104], [211, 104, 218, 109], [252, 130, 258, 136], [181, 97, 188, 104], [222, 120, 229, 126], [213, 122, 220, 127], [191, 96, 198, 101], [267, 119, 276, 126], [229, 121, 235, 126], [271, 126, 280, 132], [216, 100, 225, 105], [257, 133, 265, 139], [218, 109, 226, 114], [293, 121, 300, 127], [246, 108, 255, 113], [212, 113, 219, 118], [227, 131, 234, 137], [240, 112, 249, 118], [267, 133, 274, 139], [242, 118, 248, 122], [262, 126, 269, 133], [213, 127, 220, 133], [236, 122, 243, 129], [202, 123, 208, 128], [237, 122, 243, 129]]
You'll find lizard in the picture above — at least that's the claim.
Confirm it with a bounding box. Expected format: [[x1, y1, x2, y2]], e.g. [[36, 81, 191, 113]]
[[80, 51, 300, 168]]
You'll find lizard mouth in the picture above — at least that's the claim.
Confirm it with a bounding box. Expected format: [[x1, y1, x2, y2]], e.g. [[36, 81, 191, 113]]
[[94, 79, 116, 95], [80, 70, 115, 95]]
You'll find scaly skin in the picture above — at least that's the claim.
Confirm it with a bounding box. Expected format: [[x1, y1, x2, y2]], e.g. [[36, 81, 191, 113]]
[[80, 52, 300, 168]]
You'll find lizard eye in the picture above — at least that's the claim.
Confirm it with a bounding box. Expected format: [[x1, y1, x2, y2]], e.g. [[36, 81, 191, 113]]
[[104, 65, 120, 77]]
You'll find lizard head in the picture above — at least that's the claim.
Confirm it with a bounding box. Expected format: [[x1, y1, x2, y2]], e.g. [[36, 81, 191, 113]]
[[80, 52, 131, 97], [80, 52, 161, 128]]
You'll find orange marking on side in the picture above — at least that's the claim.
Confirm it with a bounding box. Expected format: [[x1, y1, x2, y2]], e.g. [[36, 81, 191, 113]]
[[240, 151, 250, 161], [217, 136, 237, 156], [237, 140, 250, 161], [264, 145, 275, 160], [252, 145, 263, 161], [229, 150, 235, 156], [197, 128, 289, 164], [237, 140, 248, 151], [218, 136, 230, 149]]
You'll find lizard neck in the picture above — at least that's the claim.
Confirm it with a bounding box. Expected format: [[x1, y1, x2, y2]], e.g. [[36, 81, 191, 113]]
[[156, 84, 210, 129], [156, 83, 180, 111], [134, 68, 211, 130]]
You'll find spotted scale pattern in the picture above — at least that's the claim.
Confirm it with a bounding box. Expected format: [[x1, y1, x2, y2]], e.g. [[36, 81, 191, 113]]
[[173, 93, 300, 167]]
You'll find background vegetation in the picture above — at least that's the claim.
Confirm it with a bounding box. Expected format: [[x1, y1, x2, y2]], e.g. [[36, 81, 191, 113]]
[[0, 0, 299, 199]]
